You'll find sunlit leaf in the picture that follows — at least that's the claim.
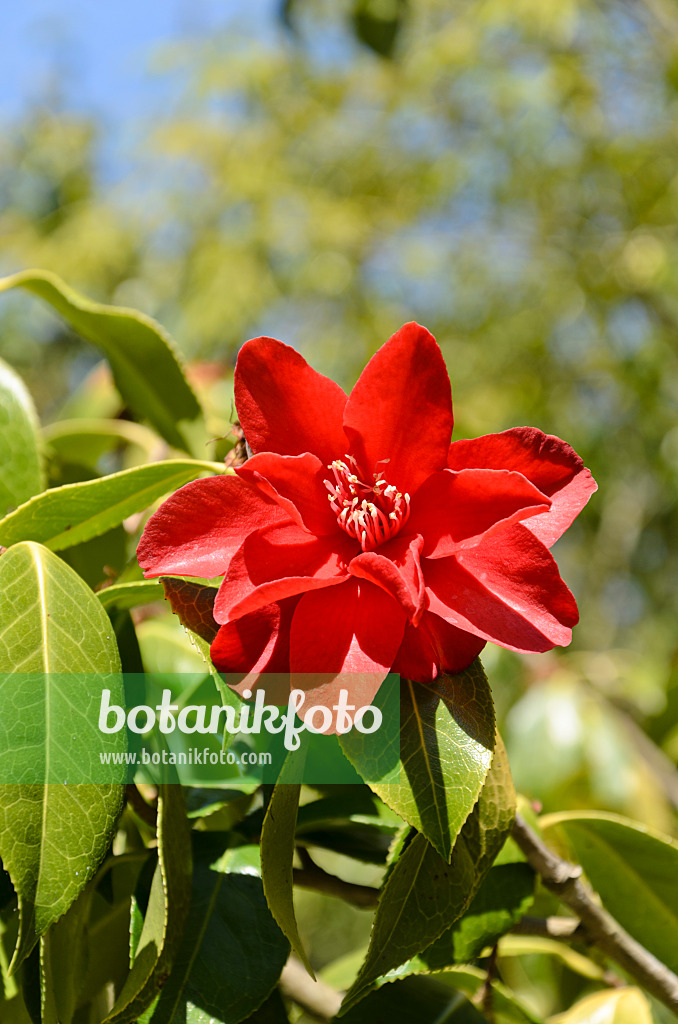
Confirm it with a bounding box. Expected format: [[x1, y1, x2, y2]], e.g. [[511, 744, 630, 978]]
[[261, 751, 313, 976], [147, 856, 289, 1024], [541, 811, 678, 974], [97, 580, 166, 611], [43, 418, 161, 467], [0, 459, 227, 552], [103, 784, 192, 1024], [0, 357, 44, 516], [340, 662, 495, 861], [0, 542, 124, 970], [341, 733, 515, 1010], [423, 862, 535, 966], [548, 987, 653, 1024], [0, 270, 205, 453]]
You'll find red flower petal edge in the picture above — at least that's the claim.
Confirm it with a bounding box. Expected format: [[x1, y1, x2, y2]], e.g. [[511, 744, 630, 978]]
[[139, 323, 596, 693]]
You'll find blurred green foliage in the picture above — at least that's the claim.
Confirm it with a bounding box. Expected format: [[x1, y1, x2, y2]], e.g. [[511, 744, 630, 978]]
[[1, 0, 677, 833]]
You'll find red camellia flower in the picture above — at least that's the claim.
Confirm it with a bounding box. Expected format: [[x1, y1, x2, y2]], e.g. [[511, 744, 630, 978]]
[[138, 324, 596, 703]]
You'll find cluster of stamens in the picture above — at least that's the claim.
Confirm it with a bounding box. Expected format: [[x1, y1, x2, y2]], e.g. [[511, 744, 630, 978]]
[[323, 455, 411, 552]]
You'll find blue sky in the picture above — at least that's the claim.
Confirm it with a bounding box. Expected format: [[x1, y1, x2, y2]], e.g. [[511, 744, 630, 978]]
[[0, 0, 276, 122]]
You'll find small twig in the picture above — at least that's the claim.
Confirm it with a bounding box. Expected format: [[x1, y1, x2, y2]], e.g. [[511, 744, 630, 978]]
[[293, 848, 379, 909], [279, 956, 342, 1021], [479, 944, 498, 1022], [125, 784, 158, 828], [511, 814, 678, 1015]]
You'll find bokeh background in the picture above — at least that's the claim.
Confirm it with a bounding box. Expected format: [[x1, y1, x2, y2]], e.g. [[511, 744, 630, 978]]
[[1, 0, 678, 1011]]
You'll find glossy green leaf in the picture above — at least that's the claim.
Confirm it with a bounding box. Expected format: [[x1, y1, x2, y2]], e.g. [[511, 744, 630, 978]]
[[104, 784, 193, 1024], [40, 886, 94, 1024], [342, 831, 475, 1011], [0, 358, 44, 517], [423, 966, 543, 1024], [422, 862, 535, 966], [261, 751, 313, 976], [0, 270, 205, 453], [61, 524, 128, 590], [97, 580, 166, 611], [340, 662, 495, 862], [0, 459, 227, 551], [73, 850, 151, 1013], [540, 811, 678, 975], [329, 955, 541, 1024], [496, 936, 606, 982], [0, 542, 124, 970], [341, 733, 515, 1011], [338, 973, 484, 1024], [549, 987, 653, 1024], [296, 821, 395, 864], [240, 989, 290, 1023], [185, 629, 243, 742], [148, 861, 289, 1024], [43, 417, 161, 467]]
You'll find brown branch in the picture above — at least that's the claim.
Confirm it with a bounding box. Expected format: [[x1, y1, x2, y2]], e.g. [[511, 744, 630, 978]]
[[293, 849, 379, 909], [480, 944, 499, 1023], [511, 814, 678, 1015], [279, 956, 342, 1021]]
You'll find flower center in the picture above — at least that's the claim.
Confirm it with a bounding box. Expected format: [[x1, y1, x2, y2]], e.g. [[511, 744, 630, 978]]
[[323, 455, 411, 552]]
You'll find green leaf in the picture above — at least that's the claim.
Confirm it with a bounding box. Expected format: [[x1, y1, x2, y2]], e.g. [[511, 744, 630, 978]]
[[342, 831, 475, 1011], [0, 459, 227, 551], [296, 822, 396, 864], [73, 850, 151, 1013], [0, 542, 124, 970], [352, 0, 407, 59], [419, 966, 543, 1024], [338, 973, 485, 1024], [0, 270, 205, 453], [0, 358, 45, 516], [184, 629, 243, 742], [341, 733, 515, 1011], [0, 541, 122, 675], [61, 524, 128, 590], [549, 987, 653, 1024], [240, 989, 290, 1023], [43, 418, 161, 467], [148, 861, 289, 1024], [422, 862, 535, 966], [40, 885, 94, 1024], [540, 810, 678, 975], [340, 662, 495, 861], [496, 936, 606, 982], [104, 784, 193, 1024], [97, 580, 167, 611], [261, 752, 313, 976]]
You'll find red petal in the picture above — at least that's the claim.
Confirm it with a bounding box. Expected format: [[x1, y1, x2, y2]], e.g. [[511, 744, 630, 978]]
[[393, 612, 486, 683], [447, 427, 597, 548], [234, 336, 348, 464], [236, 451, 338, 536], [137, 475, 287, 579], [407, 468, 551, 558], [289, 578, 406, 675], [210, 598, 296, 694], [343, 323, 453, 496], [424, 524, 579, 652], [348, 534, 427, 625], [213, 523, 352, 623]]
